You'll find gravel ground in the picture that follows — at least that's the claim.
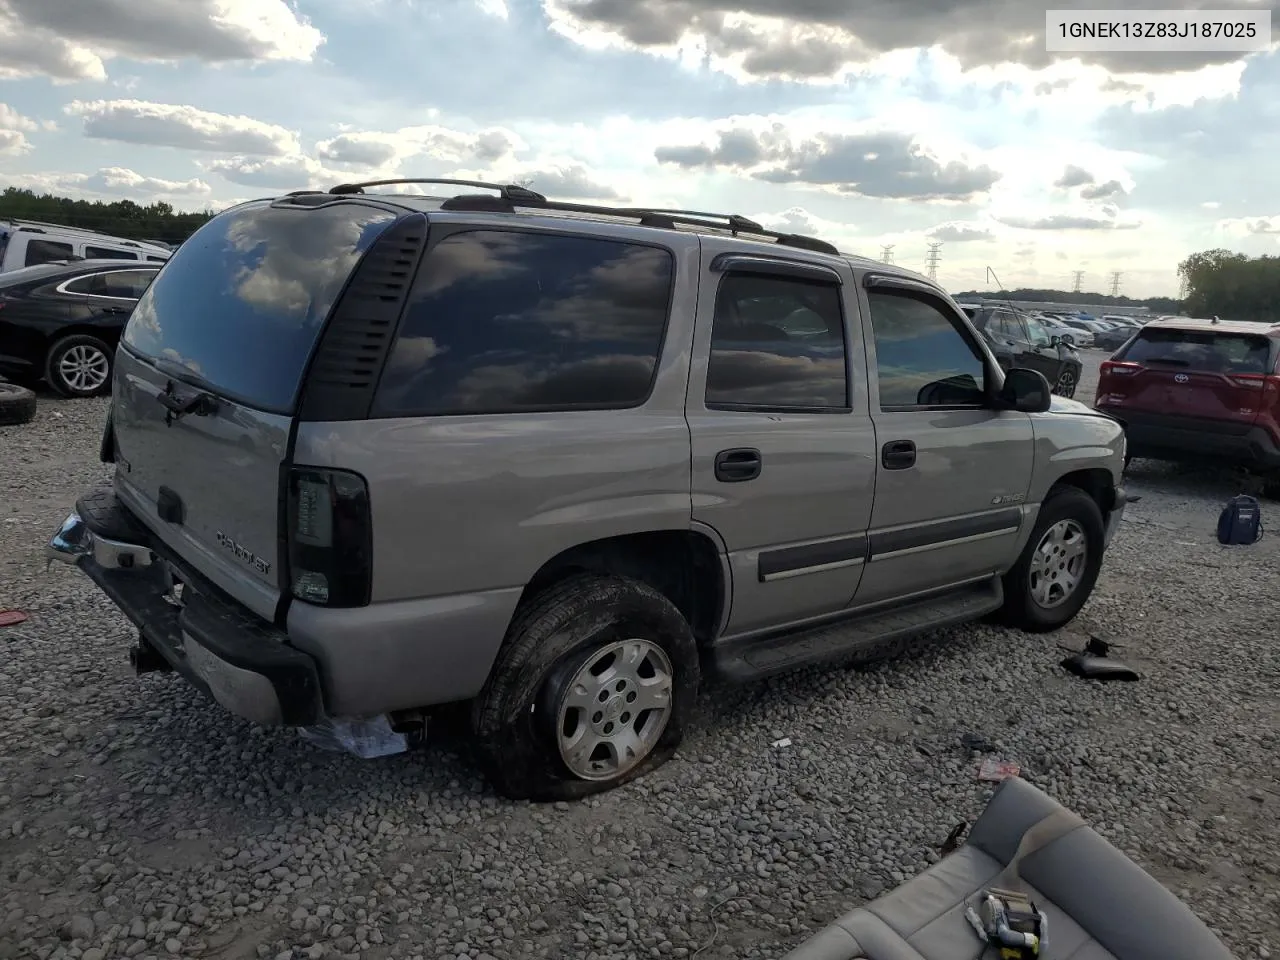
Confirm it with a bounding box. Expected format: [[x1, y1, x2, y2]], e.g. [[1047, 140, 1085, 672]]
[[1, 368, 1277, 960]]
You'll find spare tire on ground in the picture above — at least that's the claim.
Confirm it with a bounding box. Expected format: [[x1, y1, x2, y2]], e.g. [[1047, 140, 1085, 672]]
[[0, 382, 38, 426]]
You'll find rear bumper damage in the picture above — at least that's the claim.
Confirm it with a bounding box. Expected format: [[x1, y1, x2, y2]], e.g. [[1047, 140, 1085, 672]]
[[47, 504, 324, 727]]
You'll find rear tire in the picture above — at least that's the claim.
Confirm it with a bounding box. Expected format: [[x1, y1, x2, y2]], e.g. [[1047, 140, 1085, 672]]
[[997, 486, 1105, 633], [45, 335, 113, 398], [471, 573, 700, 802], [1053, 367, 1078, 398], [0, 382, 37, 426]]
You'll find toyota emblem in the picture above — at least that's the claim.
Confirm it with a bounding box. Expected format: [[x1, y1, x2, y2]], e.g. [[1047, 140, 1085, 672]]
[[1174, 373, 1189, 383]]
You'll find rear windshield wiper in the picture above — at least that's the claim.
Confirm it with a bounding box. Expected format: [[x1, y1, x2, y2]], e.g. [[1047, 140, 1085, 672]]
[[155, 379, 218, 425]]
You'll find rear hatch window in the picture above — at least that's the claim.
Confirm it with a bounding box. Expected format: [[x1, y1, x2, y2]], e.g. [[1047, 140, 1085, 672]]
[[110, 200, 399, 620], [1120, 327, 1273, 374], [122, 200, 398, 413]]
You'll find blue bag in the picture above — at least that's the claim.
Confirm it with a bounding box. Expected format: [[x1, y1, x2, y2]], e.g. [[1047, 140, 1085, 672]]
[[1217, 494, 1263, 545]]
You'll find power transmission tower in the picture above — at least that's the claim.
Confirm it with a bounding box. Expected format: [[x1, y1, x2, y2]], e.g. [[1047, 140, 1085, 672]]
[[1071, 270, 1084, 293], [925, 242, 942, 282], [1109, 271, 1122, 297], [879, 245, 895, 264]]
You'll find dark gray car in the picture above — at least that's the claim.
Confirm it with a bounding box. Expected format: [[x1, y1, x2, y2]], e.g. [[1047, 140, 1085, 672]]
[[48, 180, 1127, 801]]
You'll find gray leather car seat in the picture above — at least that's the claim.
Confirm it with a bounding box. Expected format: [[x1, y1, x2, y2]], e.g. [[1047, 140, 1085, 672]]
[[780, 777, 1234, 960]]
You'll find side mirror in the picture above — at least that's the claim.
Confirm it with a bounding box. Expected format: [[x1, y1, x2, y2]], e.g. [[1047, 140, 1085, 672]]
[[1049, 334, 1062, 347], [999, 367, 1052, 413]]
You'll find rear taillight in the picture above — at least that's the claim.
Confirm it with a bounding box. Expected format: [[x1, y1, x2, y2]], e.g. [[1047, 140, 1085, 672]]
[[286, 467, 372, 607], [1228, 374, 1268, 389], [1100, 360, 1142, 376]]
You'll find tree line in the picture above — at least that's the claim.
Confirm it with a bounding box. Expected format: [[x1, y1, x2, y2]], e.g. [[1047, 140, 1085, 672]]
[[1177, 250, 1280, 323], [0, 187, 217, 245]]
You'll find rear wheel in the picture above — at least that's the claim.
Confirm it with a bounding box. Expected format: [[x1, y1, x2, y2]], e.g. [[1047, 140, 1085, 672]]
[[471, 573, 699, 801], [46, 335, 113, 397], [1053, 367, 1078, 398], [997, 486, 1105, 632]]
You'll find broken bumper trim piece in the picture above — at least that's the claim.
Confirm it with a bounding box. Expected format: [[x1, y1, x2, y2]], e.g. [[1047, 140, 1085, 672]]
[[47, 507, 324, 727]]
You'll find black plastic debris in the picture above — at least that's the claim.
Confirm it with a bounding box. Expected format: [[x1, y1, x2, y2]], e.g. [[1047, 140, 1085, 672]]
[[939, 822, 968, 856], [1060, 635, 1140, 682]]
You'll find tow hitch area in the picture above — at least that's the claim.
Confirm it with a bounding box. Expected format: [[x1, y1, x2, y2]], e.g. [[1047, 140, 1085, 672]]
[[129, 638, 173, 675]]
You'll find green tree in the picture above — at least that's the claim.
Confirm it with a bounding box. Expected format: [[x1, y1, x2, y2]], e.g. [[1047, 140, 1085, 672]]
[[0, 187, 218, 245], [1177, 249, 1280, 322]]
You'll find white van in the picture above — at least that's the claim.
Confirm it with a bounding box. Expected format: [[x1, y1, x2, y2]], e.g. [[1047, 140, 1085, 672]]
[[0, 220, 172, 273]]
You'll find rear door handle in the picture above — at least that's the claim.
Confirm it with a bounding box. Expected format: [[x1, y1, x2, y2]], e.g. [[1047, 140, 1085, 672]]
[[881, 440, 916, 470], [714, 447, 762, 482]]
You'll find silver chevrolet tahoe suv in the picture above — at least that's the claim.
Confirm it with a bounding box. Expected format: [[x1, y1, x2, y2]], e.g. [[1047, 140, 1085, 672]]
[[48, 179, 1127, 801]]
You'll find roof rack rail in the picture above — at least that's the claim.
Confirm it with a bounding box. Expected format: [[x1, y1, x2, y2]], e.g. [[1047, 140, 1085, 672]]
[[327, 179, 842, 256], [328, 178, 547, 202]]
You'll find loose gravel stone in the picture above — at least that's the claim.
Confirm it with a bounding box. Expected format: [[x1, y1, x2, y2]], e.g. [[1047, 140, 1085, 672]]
[[1, 380, 1277, 960]]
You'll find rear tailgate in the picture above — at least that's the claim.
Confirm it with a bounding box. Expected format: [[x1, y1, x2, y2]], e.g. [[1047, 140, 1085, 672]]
[[109, 199, 399, 620], [1102, 326, 1274, 432]]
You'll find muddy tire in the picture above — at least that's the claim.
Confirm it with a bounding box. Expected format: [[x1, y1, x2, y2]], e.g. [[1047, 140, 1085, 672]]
[[0, 382, 37, 426], [471, 573, 700, 802], [45, 335, 114, 398], [997, 485, 1105, 633]]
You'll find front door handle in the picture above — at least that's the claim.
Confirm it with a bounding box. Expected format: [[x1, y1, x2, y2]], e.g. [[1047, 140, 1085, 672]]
[[714, 447, 762, 482], [881, 439, 916, 470]]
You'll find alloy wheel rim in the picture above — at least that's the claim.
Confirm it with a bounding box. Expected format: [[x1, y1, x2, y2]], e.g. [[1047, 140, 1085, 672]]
[[59, 345, 110, 393], [555, 638, 674, 781], [1029, 519, 1088, 609]]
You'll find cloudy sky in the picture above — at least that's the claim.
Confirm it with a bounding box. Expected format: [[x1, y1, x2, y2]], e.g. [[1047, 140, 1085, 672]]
[[2, 0, 1279, 297]]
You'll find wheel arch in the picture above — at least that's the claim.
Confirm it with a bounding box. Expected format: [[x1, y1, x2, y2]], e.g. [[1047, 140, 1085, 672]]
[[1050, 467, 1117, 514], [515, 529, 728, 647]]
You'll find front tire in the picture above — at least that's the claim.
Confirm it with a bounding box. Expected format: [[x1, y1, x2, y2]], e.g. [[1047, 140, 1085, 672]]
[[471, 573, 700, 802], [46, 335, 113, 397], [997, 486, 1105, 632]]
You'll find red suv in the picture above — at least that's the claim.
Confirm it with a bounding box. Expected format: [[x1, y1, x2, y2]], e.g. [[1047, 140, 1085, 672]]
[[1095, 317, 1280, 491]]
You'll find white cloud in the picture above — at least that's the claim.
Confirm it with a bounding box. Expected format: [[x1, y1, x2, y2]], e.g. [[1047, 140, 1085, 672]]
[[1217, 215, 1280, 236], [0, 130, 31, 155], [928, 221, 995, 242], [66, 100, 300, 155], [475, 0, 508, 19], [0, 0, 322, 81], [1, 167, 212, 200], [204, 154, 348, 190]]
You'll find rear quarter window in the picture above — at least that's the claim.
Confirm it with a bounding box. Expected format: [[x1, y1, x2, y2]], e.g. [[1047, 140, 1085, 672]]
[[121, 202, 398, 412], [1122, 328, 1273, 374], [373, 230, 674, 416]]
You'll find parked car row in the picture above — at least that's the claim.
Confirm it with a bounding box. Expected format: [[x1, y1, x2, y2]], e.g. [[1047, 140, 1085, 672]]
[[1, 219, 172, 273]]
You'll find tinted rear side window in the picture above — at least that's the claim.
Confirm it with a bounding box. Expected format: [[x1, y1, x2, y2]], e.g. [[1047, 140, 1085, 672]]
[[373, 230, 674, 416], [122, 202, 397, 412], [25, 238, 72, 266], [86, 245, 137, 260], [1122, 328, 1273, 374]]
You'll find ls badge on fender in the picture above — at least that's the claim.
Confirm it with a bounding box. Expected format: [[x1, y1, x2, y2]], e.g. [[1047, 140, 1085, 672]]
[[991, 492, 1025, 505]]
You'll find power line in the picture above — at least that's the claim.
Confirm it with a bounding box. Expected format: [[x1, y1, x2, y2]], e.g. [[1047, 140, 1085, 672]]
[[925, 242, 942, 282], [1109, 271, 1123, 297], [879, 244, 895, 265], [1072, 270, 1084, 293]]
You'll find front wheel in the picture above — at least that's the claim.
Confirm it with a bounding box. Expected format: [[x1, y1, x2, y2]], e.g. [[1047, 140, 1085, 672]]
[[471, 573, 700, 802], [46, 335, 113, 397], [997, 486, 1105, 632]]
